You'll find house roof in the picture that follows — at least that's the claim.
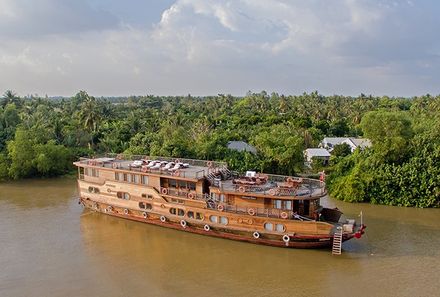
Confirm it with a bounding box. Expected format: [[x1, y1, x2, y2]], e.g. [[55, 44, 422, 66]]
[[322, 137, 372, 149], [349, 138, 372, 148], [227, 141, 257, 154], [305, 148, 331, 157], [322, 137, 349, 145]]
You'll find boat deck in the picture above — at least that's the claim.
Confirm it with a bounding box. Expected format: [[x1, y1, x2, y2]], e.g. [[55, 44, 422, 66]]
[[76, 156, 218, 180], [217, 179, 326, 199], [75, 154, 326, 199]]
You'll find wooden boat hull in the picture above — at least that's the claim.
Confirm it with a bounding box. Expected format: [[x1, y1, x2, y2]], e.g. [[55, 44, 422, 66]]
[[80, 198, 359, 249]]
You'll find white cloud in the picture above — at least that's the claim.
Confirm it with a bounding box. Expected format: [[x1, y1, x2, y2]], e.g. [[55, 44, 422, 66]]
[[0, 0, 439, 97]]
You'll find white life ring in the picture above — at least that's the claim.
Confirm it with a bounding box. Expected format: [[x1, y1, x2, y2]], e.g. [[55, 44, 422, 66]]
[[124, 208, 129, 215], [280, 211, 289, 219], [180, 220, 187, 228], [253, 231, 260, 239], [142, 212, 148, 219], [204, 224, 210, 231], [283, 234, 290, 243], [160, 216, 166, 223]]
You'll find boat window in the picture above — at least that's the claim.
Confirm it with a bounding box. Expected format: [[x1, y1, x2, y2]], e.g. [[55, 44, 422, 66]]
[[139, 202, 145, 209], [123, 173, 128, 182], [264, 222, 273, 231], [274, 200, 282, 209], [170, 208, 177, 215], [188, 182, 196, 190], [86, 168, 99, 177], [169, 179, 177, 188], [79, 167, 85, 179], [219, 194, 226, 203], [187, 211, 194, 218], [220, 216, 228, 225], [141, 175, 148, 185], [141, 193, 147, 198], [88, 186, 100, 193], [145, 203, 152, 210], [114, 172, 119, 180], [127, 174, 132, 183], [133, 174, 140, 184], [210, 193, 218, 200], [285, 201, 292, 210], [275, 224, 285, 232], [196, 213, 204, 220], [179, 180, 187, 188], [210, 215, 218, 223], [117, 192, 130, 200], [177, 209, 185, 216], [147, 194, 153, 199]]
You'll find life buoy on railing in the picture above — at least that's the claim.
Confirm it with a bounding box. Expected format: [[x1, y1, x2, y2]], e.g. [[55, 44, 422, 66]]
[[206, 161, 213, 168], [280, 212, 289, 219], [180, 220, 187, 228], [142, 212, 148, 219], [217, 204, 224, 212], [204, 224, 210, 231], [124, 208, 129, 215], [141, 165, 148, 173], [247, 208, 256, 216], [160, 216, 166, 223], [187, 192, 195, 199], [112, 162, 118, 169], [161, 188, 168, 195], [253, 231, 260, 239], [282, 234, 290, 243], [175, 159, 180, 164], [238, 186, 246, 193], [174, 170, 181, 177], [268, 188, 277, 196]]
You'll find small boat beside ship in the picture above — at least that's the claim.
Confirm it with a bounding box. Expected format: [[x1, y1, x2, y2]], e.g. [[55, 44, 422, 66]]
[[74, 154, 365, 252]]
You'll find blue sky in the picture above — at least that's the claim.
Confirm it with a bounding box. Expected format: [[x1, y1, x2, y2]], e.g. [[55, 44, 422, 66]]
[[0, 0, 439, 97]]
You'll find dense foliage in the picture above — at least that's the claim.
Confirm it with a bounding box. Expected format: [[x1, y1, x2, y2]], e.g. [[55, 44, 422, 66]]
[[0, 90, 439, 207]]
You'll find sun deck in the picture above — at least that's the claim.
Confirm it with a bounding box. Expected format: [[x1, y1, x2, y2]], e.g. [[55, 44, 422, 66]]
[[75, 154, 226, 180]]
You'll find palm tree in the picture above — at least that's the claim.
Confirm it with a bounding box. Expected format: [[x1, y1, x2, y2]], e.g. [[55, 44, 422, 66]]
[[78, 92, 102, 148], [1, 90, 20, 107]]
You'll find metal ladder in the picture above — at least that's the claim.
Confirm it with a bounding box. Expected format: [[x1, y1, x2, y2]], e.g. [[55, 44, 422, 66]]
[[332, 226, 343, 255]]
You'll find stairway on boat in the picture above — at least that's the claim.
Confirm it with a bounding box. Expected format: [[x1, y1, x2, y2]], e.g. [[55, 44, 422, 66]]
[[332, 226, 343, 255]]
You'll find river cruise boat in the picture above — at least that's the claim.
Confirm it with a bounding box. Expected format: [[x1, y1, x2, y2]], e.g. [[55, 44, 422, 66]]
[[75, 155, 365, 252]]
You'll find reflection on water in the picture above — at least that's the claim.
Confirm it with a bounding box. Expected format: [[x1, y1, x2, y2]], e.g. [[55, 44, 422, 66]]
[[0, 178, 439, 297]]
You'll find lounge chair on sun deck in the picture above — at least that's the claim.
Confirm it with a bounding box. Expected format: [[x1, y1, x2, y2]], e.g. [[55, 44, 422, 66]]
[[168, 163, 181, 172], [182, 163, 190, 168], [151, 161, 165, 170], [163, 162, 175, 170], [147, 160, 159, 168]]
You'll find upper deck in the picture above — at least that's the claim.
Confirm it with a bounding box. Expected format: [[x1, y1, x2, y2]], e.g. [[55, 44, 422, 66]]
[[74, 154, 326, 200], [74, 154, 226, 180]]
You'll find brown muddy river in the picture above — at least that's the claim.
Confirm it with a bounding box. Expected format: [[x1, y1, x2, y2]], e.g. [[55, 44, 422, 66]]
[[0, 178, 439, 297]]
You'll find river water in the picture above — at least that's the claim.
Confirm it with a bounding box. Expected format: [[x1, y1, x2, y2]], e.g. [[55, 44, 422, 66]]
[[0, 178, 439, 297]]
